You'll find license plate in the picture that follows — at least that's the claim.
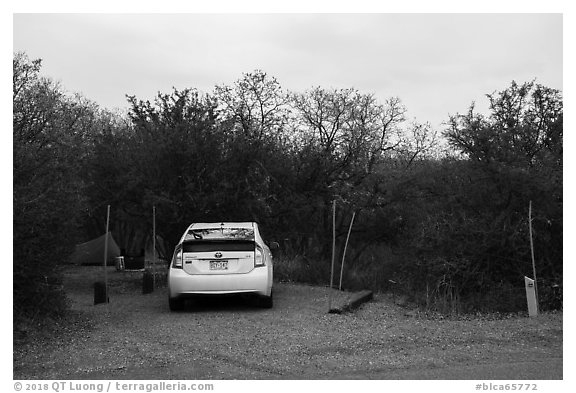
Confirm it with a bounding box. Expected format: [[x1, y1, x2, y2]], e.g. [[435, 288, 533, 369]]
[[209, 260, 229, 270]]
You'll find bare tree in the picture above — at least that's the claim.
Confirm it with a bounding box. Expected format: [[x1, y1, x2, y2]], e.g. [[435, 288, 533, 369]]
[[290, 87, 406, 183], [214, 70, 290, 143]]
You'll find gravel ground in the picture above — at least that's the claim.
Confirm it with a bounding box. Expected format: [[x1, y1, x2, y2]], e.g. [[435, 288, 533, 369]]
[[13, 266, 563, 380]]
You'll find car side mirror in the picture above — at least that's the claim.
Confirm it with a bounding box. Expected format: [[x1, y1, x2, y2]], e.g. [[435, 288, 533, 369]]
[[269, 241, 280, 250]]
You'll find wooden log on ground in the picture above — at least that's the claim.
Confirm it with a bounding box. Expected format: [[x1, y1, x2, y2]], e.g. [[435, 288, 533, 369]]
[[329, 290, 373, 314]]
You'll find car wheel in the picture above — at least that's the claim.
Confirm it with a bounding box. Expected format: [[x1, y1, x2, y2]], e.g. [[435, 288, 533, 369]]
[[259, 291, 273, 309], [169, 296, 184, 311]]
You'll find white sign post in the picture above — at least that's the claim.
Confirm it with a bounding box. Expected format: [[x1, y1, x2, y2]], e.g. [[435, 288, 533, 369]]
[[524, 276, 538, 317]]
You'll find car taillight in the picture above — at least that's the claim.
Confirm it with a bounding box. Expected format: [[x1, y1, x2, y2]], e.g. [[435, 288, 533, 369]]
[[172, 249, 183, 268], [254, 246, 265, 267]]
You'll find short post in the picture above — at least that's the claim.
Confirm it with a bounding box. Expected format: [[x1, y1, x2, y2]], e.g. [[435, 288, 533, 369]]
[[94, 281, 107, 305], [142, 270, 154, 294], [524, 276, 538, 317]]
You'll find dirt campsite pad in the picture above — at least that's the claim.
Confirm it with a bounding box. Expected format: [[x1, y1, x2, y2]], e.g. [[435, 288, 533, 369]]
[[14, 266, 562, 380]]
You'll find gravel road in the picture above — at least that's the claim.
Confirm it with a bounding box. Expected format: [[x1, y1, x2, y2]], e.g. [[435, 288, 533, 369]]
[[13, 266, 563, 380]]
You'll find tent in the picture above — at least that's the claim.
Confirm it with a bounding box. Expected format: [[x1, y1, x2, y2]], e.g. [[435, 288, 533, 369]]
[[70, 232, 121, 265]]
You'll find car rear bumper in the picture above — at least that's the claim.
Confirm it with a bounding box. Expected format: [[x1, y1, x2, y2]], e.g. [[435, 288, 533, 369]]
[[168, 266, 272, 298]]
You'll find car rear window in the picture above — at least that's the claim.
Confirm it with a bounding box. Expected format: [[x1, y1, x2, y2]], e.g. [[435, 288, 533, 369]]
[[184, 228, 254, 241], [182, 240, 255, 253]]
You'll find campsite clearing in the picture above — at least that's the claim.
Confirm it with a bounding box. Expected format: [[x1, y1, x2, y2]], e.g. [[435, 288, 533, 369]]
[[14, 266, 563, 380]]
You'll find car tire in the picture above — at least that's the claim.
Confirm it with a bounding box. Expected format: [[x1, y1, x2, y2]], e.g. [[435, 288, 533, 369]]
[[169, 297, 184, 311], [259, 291, 273, 309]]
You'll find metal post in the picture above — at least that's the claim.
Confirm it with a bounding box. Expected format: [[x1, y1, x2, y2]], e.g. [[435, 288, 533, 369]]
[[328, 200, 336, 311], [152, 205, 156, 287], [152, 205, 156, 266], [339, 211, 356, 291], [103, 205, 110, 302], [528, 201, 539, 314]]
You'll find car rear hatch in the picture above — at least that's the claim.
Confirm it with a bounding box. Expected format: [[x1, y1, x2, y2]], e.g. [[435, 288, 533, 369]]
[[181, 240, 255, 275]]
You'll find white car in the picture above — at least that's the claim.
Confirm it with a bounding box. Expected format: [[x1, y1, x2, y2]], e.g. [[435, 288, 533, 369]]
[[168, 222, 275, 311]]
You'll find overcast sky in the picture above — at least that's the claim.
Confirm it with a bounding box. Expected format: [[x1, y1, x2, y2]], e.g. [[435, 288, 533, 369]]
[[13, 13, 562, 130]]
